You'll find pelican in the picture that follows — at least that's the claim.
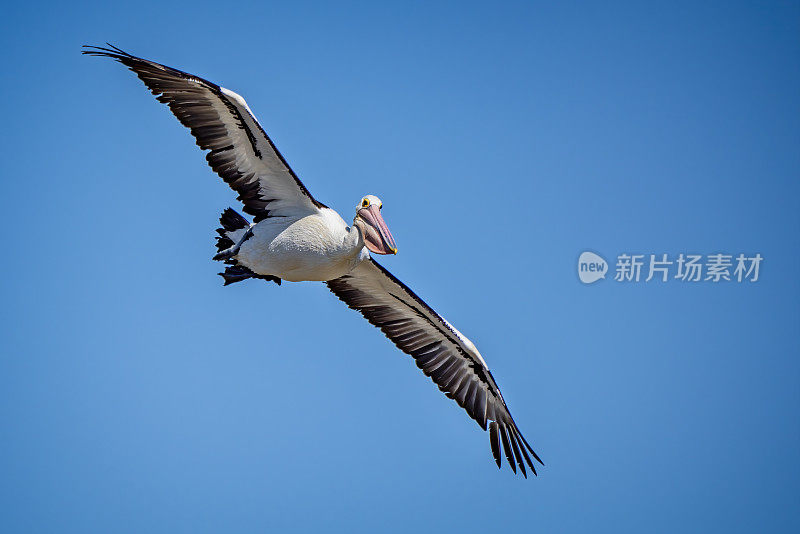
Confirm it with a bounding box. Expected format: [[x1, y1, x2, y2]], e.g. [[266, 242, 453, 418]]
[[83, 44, 543, 477]]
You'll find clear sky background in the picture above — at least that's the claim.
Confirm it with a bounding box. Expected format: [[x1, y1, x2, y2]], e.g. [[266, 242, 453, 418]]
[[1, 1, 798, 532]]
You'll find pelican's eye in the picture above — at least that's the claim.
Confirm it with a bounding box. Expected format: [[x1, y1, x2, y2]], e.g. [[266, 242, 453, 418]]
[[361, 198, 370, 208]]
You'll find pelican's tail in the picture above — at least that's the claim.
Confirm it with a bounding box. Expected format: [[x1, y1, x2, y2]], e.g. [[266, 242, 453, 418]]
[[215, 207, 250, 258], [213, 208, 281, 286]]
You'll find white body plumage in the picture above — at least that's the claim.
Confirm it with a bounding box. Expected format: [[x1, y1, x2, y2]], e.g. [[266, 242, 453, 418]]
[[236, 208, 368, 282]]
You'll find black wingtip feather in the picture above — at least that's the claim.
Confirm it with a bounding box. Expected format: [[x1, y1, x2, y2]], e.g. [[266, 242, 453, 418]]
[[507, 429, 527, 478], [498, 424, 516, 474], [489, 422, 502, 469]]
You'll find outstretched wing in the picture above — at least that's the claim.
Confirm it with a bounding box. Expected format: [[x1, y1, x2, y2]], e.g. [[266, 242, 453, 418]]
[[327, 259, 543, 477], [83, 44, 325, 221]]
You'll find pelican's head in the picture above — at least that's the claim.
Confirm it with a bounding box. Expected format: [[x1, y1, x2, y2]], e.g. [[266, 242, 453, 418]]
[[353, 194, 397, 255]]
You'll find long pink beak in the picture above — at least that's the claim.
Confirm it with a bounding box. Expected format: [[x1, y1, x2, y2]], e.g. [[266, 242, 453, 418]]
[[358, 204, 397, 255]]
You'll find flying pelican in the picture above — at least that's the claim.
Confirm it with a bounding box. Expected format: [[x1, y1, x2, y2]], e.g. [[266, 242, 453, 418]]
[[83, 44, 543, 477]]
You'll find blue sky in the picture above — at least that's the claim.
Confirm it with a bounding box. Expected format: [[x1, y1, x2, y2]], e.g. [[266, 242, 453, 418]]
[[1, 1, 799, 532]]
